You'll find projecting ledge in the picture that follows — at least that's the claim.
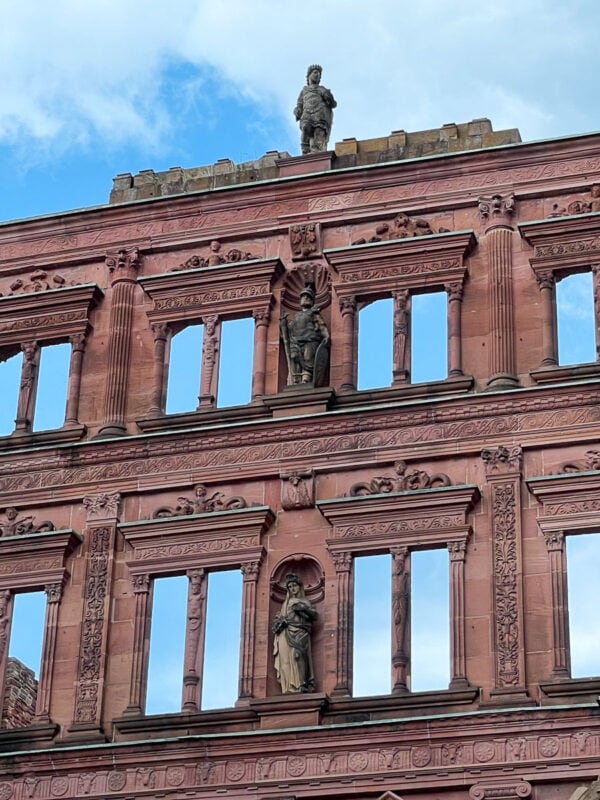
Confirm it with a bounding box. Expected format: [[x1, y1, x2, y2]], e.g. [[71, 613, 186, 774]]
[[325, 687, 480, 722]]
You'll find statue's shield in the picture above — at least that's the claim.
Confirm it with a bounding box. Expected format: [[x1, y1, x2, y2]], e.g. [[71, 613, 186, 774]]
[[312, 339, 330, 387]]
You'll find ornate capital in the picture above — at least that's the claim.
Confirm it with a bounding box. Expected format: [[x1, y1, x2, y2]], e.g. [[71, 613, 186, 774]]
[[44, 581, 64, 604], [69, 332, 88, 352], [151, 322, 169, 341], [542, 530, 565, 552], [252, 307, 271, 326], [445, 281, 464, 302], [132, 573, 150, 594], [535, 270, 555, 291], [330, 550, 352, 573], [470, 780, 532, 800], [83, 492, 121, 521], [481, 445, 522, 476], [338, 296, 357, 316], [478, 193, 515, 228], [106, 247, 140, 283], [448, 539, 468, 562], [241, 560, 261, 582]]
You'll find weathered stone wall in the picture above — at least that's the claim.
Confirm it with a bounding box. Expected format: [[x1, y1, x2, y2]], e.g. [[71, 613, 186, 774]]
[[1, 657, 38, 728]]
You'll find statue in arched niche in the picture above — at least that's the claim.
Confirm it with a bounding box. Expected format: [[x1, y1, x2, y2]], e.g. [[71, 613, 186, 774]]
[[273, 573, 317, 693]]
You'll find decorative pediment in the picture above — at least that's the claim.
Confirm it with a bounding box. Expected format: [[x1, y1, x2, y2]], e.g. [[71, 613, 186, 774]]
[[519, 212, 600, 274], [527, 470, 600, 527], [120, 506, 275, 574], [0, 529, 81, 590], [139, 257, 285, 323], [0, 284, 103, 346], [325, 230, 476, 298]]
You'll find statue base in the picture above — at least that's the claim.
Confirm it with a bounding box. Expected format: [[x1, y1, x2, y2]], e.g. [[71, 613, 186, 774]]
[[249, 692, 328, 730], [276, 151, 334, 177], [263, 386, 335, 418]]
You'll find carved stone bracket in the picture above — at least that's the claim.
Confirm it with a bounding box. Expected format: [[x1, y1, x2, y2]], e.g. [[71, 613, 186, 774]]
[[469, 780, 532, 800], [290, 223, 322, 260], [280, 470, 315, 510], [481, 445, 523, 475], [83, 492, 121, 522]]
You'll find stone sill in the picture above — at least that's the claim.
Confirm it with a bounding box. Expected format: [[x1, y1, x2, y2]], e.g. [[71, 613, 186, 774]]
[[113, 706, 256, 740], [0, 721, 59, 749], [136, 402, 269, 432], [0, 423, 86, 451], [324, 687, 480, 722], [530, 362, 600, 385], [335, 375, 474, 407], [540, 676, 600, 699]]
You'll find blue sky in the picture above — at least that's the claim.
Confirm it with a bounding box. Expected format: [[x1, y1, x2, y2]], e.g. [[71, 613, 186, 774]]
[[3, 0, 600, 711]]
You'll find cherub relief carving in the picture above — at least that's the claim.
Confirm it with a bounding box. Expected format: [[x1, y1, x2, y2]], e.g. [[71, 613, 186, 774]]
[[176, 240, 255, 271], [352, 211, 450, 245], [345, 460, 451, 497], [0, 506, 55, 537], [152, 484, 252, 518]]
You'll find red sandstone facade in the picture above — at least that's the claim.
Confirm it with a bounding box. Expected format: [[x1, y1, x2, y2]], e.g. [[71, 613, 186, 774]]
[[0, 119, 598, 799]]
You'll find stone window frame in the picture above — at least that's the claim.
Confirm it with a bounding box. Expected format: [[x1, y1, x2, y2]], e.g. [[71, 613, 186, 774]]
[[527, 469, 600, 698], [0, 528, 81, 744], [519, 212, 600, 383], [0, 284, 103, 446], [324, 230, 476, 398], [317, 484, 481, 702], [137, 258, 285, 431], [118, 506, 274, 719]]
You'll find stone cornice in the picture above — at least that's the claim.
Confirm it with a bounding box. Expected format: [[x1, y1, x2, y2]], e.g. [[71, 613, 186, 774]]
[[0, 529, 81, 589], [527, 470, 600, 530], [519, 212, 600, 273]]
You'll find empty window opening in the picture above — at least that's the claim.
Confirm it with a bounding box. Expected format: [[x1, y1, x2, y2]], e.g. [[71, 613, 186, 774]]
[[0, 351, 22, 436], [410, 548, 449, 692], [166, 325, 203, 414], [3, 591, 46, 728], [33, 343, 71, 432], [146, 575, 188, 714], [201, 569, 243, 709], [557, 272, 595, 366], [357, 298, 393, 390], [217, 318, 254, 407], [566, 533, 600, 677], [353, 554, 392, 696], [411, 292, 447, 383]]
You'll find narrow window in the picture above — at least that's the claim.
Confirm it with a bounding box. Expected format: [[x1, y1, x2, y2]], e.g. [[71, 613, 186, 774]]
[[353, 554, 392, 696], [0, 351, 22, 436], [217, 318, 254, 407], [146, 576, 187, 714], [33, 343, 71, 431], [411, 292, 447, 383], [201, 570, 243, 709], [166, 325, 203, 414], [557, 272, 595, 365], [566, 533, 600, 677], [357, 298, 393, 389], [3, 591, 46, 728], [410, 548, 449, 691]]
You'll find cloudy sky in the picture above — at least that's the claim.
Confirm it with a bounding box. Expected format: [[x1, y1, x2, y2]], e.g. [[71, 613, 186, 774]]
[[1, 0, 599, 222]]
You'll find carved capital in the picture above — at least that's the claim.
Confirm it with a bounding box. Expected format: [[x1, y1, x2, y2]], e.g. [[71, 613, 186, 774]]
[[151, 322, 169, 341], [252, 307, 271, 326], [330, 550, 352, 573], [69, 332, 88, 352], [542, 530, 565, 552], [338, 296, 357, 316], [83, 492, 121, 521], [445, 281, 464, 302], [535, 270, 555, 291], [44, 581, 64, 604], [478, 193, 516, 229], [448, 539, 468, 562], [106, 247, 140, 283], [469, 780, 532, 800], [241, 560, 261, 582], [481, 445, 522, 476], [132, 573, 150, 594]]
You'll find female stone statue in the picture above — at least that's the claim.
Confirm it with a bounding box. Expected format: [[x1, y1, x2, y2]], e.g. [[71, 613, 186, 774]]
[[273, 573, 317, 693]]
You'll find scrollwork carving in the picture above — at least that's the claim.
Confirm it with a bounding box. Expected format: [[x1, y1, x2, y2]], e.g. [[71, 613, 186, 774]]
[[152, 483, 253, 519], [345, 459, 451, 496], [0, 507, 55, 537], [352, 211, 449, 245], [481, 445, 522, 475]]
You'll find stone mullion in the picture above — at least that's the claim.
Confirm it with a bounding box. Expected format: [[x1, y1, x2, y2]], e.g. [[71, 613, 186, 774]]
[[338, 296, 357, 391], [446, 281, 464, 377], [535, 271, 558, 367], [593, 263, 600, 361], [198, 314, 221, 407], [64, 333, 87, 426], [0, 591, 14, 718], [251, 309, 270, 399], [14, 342, 39, 432], [99, 248, 140, 436], [542, 531, 570, 677], [182, 569, 207, 711], [448, 540, 469, 688], [35, 582, 64, 721], [125, 574, 152, 714], [331, 551, 353, 696], [391, 547, 410, 694], [148, 323, 169, 416], [392, 290, 410, 384], [238, 560, 261, 699]]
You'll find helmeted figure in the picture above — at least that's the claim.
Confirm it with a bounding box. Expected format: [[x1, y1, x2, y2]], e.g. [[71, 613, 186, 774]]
[[280, 286, 330, 386], [294, 65, 337, 155]]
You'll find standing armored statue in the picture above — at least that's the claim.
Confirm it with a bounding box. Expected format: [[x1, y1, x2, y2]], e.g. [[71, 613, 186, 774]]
[[273, 573, 317, 693], [280, 286, 330, 386], [294, 65, 337, 154]]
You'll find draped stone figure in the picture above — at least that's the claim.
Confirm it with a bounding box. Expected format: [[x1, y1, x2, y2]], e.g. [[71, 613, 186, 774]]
[[294, 65, 336, 154], [273, 573, 317, 693]]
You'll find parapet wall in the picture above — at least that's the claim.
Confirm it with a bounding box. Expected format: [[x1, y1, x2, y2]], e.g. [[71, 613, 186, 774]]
[[109, 118, 521, 204]]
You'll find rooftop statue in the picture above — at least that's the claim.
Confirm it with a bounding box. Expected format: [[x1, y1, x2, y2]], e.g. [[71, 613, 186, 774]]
[[294, 64, 336, 155], [280, 285, 330, 387]]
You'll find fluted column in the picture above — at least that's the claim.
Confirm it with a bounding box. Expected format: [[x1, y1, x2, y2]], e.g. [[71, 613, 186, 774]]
[[479, 194, 518, 389], [391, 546, 410, 693], [35, 581, 64, 721], [251, 309, 270, 399], [448, 539, 469, 688], [542, 531, 570, 677], [148, 323, 169, 416], [339, 296, 357, 391], [64, 333, 87, 426], [331, 551, 353, 696], [14, 341, 39, 432], [98, 248, 140, 436], [238, 560, 261, 699], [125, 574, 152, 714], [198, 314, 221, 408], [182, 569, 207, 711], [534, 271, 558, 367], [446, 281, 465, 377], [392, 290, 410, 384]]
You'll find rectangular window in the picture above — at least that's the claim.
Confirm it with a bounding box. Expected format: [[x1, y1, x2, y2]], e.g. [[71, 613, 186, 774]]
[[353, 554, 392, 696], [0, 351, 22, 436], [146, 575, 188, 714], [357, 298, 393, 390], [411, 292, 448, 383], [566, 533, 600, 678], [410, 548, 449, 691], [3, 591, 46, 728], [217, 318, 254, 407], [557, 272, 595, 366], [166, 325, 203, 414], [201, 569, 243, 709], [33, 343, 71, 431]]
